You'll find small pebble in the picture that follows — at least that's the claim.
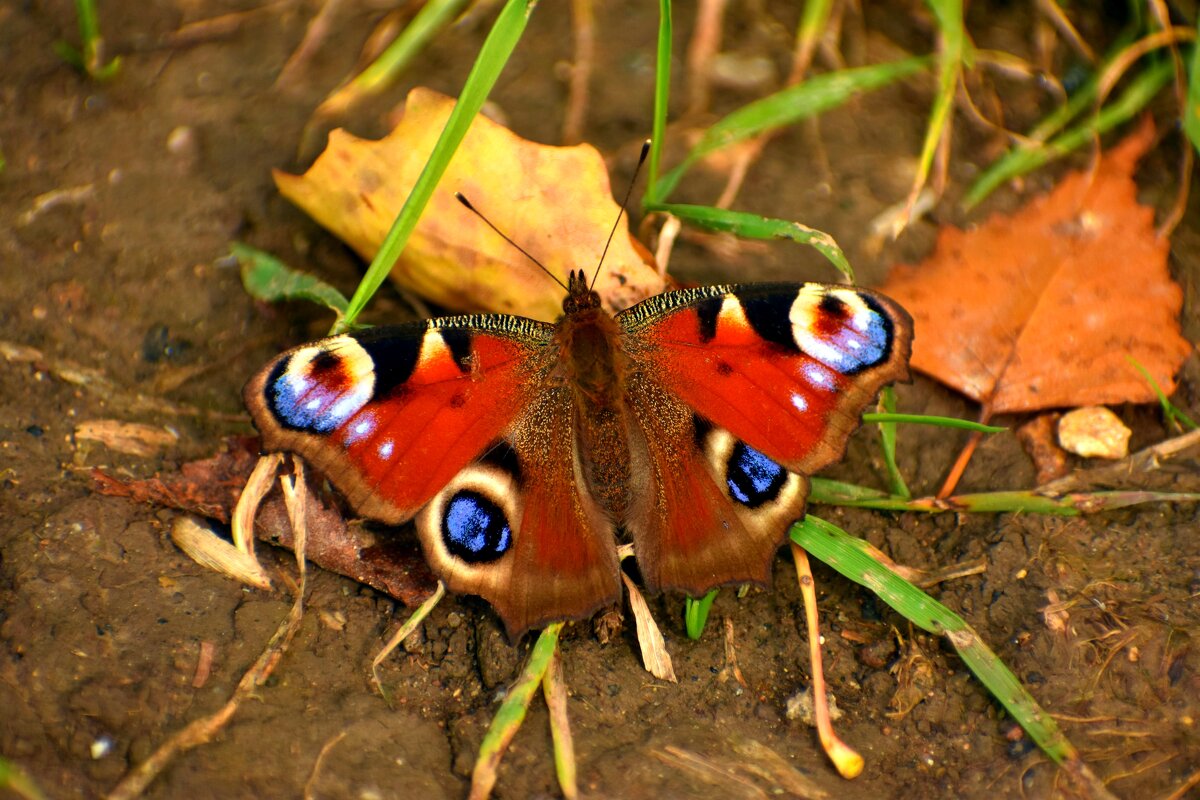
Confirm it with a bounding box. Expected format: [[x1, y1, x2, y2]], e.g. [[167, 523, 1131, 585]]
[[1057, 406, 1131, 459]]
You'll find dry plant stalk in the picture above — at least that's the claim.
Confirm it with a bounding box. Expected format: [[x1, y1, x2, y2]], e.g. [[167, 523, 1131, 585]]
[[791, 543, 863, 779], [105, 460, 310, 800]]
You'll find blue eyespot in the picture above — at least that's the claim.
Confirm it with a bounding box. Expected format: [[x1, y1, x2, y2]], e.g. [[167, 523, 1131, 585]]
[[727, 443, 787, 508], [442, 491, 513, 564], [806, 304, 891, 374], [267, 354, 372, 434]]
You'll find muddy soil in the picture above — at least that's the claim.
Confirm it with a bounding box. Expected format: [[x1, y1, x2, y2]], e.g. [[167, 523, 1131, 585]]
[[3, 2, 1199, 798]]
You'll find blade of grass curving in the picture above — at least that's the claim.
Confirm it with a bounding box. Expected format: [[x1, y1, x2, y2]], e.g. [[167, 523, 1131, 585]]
[[684, 589, 719, 640], [315, 0, 471, 120], [1027, 31, 1141, 143], [876, 387, 910, 498], [542, 650, 578, 800], [789, 0, 832, 82], [861, 413, 1005, 433], [470, 622, 563, 800], [896, 0, 963, 230], [232, 243, 350, 321], [339, 0, 538, 332], [964, 57, 1173, 209], [0, 758, 47, 800], [54, 0, 122, 80], [645, 0, 672, 204], [1127, 355, 1199, 430], [791, 516, 1079, 765], [371, 581, 446, 702], [1187, 25, 1200, 152], [644, 202, 853, 279], [655, 56, 928, 201]]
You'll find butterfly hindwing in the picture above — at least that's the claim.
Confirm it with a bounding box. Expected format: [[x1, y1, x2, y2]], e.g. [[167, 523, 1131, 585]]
[[416, 389, 622, 637], [624, 375, 809, 594]]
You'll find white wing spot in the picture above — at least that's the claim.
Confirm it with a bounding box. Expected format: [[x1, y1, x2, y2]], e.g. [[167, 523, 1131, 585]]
[[791, 393, 809, 413], [803, 363, 833, 388]]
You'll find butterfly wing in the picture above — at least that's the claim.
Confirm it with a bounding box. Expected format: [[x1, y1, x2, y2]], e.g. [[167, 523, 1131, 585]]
[[415, 391, 621, 637], [618, 282, 912, 593], [245, 316, 620, 638]]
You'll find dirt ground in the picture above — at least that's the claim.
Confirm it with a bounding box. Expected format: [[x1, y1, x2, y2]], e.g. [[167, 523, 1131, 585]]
[[3, 2, 1199, 798]]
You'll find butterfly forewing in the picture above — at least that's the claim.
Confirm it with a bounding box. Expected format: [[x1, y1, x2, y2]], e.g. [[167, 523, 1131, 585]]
[[244, 316, 554, 524], [619, 282, 913, 475]]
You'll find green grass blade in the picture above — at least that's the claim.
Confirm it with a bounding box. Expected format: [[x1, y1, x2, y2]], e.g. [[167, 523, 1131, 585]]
[[0, 757, 47, 800], [542, 651, 577, 799], [317, 0, 470, 117], [471, 622, 563, 797], [808, 482, 1081, 514], [646, 0, 673, 204], [809, 481, 1198, 515], [792, 515, 1078, 765], [904, 0, 964, 212], [861, 413, 1005, 433], [1187, 33, 1200, 152], [232, 243, 350, 321], [945, 491, 1081, 515], [809, 478, 915, 510], [964, 57, 1173, 209], [792, 0, 832, 78], [684, 589, 719, 639], [1126, 355, 1199, 430], [644, 202, 853, 280], [57, 0, 121, 79], [876, 387, 910, 498], [338, 0, 538, 332], [655, 56, 929, 201]]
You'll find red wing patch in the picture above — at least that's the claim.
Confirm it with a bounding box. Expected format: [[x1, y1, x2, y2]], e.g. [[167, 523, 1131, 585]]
[[622, 283, 912, 476]]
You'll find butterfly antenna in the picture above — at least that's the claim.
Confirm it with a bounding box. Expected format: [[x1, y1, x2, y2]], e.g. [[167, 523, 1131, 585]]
[[454, 192, 569, 292], [590, 139, 651, 291]]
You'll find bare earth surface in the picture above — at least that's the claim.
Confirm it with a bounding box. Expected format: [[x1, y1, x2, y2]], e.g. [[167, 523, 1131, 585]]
[[2, 2, 1199, 798]]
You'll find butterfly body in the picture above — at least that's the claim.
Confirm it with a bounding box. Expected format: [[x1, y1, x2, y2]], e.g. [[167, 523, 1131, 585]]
[[246, 273, 912, 637]]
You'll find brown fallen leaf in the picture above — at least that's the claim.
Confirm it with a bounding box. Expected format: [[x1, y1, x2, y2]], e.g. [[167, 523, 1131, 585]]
[[1016, 414, 1070, 484], [275, 87, 665, 321], [92, 436, 262, 522], [881, 119, 1192, 416], [75, 420, 179, 457]]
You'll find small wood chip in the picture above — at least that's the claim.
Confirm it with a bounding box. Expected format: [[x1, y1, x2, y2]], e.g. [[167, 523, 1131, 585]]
[[75, 420, 178, 457]]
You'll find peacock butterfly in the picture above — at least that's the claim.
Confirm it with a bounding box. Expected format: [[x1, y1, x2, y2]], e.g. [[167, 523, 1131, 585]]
[[244, 259, 913, 638]]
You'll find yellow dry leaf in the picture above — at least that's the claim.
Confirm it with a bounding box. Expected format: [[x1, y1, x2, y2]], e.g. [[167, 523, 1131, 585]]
[[275, 87, 665, 321]]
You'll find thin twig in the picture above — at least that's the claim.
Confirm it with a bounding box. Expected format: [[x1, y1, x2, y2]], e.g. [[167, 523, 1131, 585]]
[[561, 0, 594, 144], [275, 0, 345, 90]]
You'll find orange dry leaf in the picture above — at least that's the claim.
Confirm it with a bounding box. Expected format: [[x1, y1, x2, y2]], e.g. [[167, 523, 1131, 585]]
[[881, 120, 1192, 415], [275, 87, 665, 322]]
